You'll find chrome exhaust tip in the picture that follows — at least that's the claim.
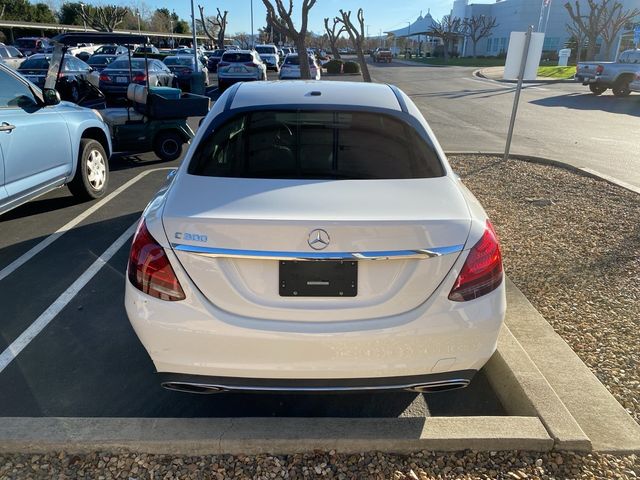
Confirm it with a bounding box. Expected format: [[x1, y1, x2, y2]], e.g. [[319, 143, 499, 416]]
[[161, 382, 226, 394], [407, 380, 470, 393]]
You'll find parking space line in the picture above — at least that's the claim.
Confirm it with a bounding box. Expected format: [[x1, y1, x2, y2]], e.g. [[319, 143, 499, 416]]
[[0, 167, 173, 283], [0, 221, 139, 374]]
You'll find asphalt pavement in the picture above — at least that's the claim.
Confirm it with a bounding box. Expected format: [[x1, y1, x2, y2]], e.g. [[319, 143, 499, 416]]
[[366, 59, 640, 189]]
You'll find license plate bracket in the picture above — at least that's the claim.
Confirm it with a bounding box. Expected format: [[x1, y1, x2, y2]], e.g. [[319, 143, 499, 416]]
[[279, 260, 357, 297], [116, 76, 128, 83]]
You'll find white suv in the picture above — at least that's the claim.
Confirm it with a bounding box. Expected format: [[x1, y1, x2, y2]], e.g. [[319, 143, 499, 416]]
[[217, 49, 267, 91], [255, 44, 280, 72]]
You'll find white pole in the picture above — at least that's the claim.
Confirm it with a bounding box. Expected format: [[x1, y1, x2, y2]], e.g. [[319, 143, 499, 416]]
[[543, 0, 552, 34], [190, 0, 199, 72], [250, 0, 255, 48], [504, 25, 533, 161]]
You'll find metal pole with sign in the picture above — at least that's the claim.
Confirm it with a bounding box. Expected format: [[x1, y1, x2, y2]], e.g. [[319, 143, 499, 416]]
[[504, 25, 533, 162]]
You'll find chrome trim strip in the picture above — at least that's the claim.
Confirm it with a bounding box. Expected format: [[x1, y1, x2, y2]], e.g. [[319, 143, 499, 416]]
[[171, 243, 465, 261], [162, 378, 471, 394]]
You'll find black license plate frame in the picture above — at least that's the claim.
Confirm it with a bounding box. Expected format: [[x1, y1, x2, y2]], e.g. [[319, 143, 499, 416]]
[[279, 260, 358, 297]]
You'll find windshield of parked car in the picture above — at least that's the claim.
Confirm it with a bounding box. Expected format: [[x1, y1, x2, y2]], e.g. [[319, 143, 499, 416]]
[[15, 39, 37, 48], [164, 57, 193, 66], [19, 57, 49, 69], [105, 58, 147, 70], [189, 111, 444, 180], [222, 52, 253, 63], [284, 55, 315, 66], [255, 46, 276, 54]]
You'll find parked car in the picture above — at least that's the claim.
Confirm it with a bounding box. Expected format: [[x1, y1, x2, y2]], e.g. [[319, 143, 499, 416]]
[[629, 71, 640, 93], [163, 55, 209, 90], [255, 44, 280, 71], [372, 48, 393, 63], [87, 53, 121, 73], [125, 80, 505, 394], [99, 57, 175, 100], [174, 48, 207, 67], [279, 53, 321, 80], [135, 45, 160, 55], [18, 54, 98, 104], [14, 37, 52, 57], [206, 49, 226, 72], [94, 44, 129, 56], [575, 49, 640, 96], [0, 45, 25, 69], [0, 63, 112, 215], [217, 50, 267, 91]]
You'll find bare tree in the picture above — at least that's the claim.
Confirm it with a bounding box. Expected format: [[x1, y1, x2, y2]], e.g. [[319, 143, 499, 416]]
[[336, 9, 371, 82], [565, 22, 585, 64], [234, 32, 252, 49], [324, 17, 344, 59], [198, 6, 228, 49], [77, 5, 128, 32], [429, 15, 465, 63], [463, 15, 497, 58], [600, 1, 640, 60], [262, 0, 317, 79], [564, 0, 610, 60]]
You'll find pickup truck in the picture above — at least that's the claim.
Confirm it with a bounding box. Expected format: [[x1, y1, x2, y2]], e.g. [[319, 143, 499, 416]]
[[575, 49, 640, 96], [372, 48, 393, 63]]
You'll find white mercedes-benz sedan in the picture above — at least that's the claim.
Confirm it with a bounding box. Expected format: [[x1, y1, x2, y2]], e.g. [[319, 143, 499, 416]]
[[125, 81, 506, 394]]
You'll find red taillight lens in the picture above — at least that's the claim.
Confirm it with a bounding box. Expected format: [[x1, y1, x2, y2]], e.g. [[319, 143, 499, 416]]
[[133, 73, 146, 83], [99, 73, 111, 82], [448, 220, 503, 302], [595, 65, 604, 75], [127, 220, 185, 301]]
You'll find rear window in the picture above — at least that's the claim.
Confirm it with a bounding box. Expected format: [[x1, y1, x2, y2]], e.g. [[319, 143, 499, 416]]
[[164, 57, 193, 66], [88, 55, 116, 66], [255, 46, 277, 54], [189, 111, 444, 179], [222, 52, 253, 63], [106, 58, 147, 70], [15, 39, 36, 48], [19, 57, 49, 69], [284, 55, 315, 66]]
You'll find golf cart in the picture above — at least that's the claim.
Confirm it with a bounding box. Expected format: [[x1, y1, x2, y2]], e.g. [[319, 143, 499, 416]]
[[48, 33, 210, 161]]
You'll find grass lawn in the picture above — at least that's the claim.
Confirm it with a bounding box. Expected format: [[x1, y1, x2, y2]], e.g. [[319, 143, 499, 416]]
[[536, 66, 576, 79], [401, 56, 506, 67]]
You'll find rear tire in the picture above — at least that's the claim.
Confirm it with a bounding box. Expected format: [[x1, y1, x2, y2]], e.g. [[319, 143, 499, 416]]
[[589, 84, 607, 95], [68, 139, 109, 200], [153, 130, 184, 162], [612, 79, 631, 97]]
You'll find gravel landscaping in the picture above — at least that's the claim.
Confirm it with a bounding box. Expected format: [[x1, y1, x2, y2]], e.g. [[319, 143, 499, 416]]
[[1, 155, 638, 478], [449, 154, 640, 426]]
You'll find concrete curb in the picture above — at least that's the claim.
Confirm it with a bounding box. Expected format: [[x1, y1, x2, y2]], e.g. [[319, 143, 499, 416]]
[[474, 68, 575, 84], [0, 417, 552, 455], [445, 151, 640, 195], [504, 281, 640, 454]]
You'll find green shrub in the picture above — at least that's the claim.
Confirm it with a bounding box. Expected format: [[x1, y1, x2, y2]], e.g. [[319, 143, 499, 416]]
[[343, 61, 361, 74], [325, 59, 343, 74]]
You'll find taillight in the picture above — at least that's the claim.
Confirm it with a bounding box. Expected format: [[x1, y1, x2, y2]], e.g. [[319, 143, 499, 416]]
[[595, 65, 604, 75], [127, 220, 185, 301], [133, 73, 146, 83], [448, 220, 503, 302], [99, 73, 111, 82]]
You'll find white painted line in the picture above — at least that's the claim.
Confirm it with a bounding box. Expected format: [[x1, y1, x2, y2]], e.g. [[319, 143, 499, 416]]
[[0, 221, 139, 374], [0, 167, 173, 282]]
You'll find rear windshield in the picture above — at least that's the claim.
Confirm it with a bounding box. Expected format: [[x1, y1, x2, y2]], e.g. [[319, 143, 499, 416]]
[[19, 57, 49, 69], [15, 39, 37, 48], [96, 46, 119, 54], [255, 46, 276, 54], [284, 55, 315, 66], [106, 58, 147, 70], [189, 111, 444, 180], [164, 57, 193, 66], [222, 52, 253, 63], [88, 55, 116, 66]]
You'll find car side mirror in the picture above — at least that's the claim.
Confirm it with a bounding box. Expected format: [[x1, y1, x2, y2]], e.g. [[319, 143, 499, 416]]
[[43, 88, 61, 106]]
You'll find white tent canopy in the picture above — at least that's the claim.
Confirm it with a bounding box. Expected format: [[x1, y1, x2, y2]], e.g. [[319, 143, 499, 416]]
[[385, 13, 437, 37]]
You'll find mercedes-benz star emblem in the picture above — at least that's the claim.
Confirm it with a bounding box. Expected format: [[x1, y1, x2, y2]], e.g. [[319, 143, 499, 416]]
[[308, 229, 330, 250]]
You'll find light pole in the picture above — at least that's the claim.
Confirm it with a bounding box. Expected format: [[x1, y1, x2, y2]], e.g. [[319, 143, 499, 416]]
[[79, 2, 87, 32], [250, 0, 255, 48], [135, 9, 141, 34], [190, 0, 199, 71], [407, 21, 411, 58]]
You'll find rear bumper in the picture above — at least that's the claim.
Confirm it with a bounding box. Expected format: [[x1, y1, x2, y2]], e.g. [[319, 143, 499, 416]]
[[125, 248, 506, 382], [158, 370, 477, 393]]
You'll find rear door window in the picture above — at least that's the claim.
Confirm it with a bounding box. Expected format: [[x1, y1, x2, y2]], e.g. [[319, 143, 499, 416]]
[[189, 111, 444, 179]]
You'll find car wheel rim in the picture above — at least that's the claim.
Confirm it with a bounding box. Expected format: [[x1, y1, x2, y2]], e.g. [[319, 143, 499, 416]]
[[86, 149, 106, 190], [163, 139, 179, 157]]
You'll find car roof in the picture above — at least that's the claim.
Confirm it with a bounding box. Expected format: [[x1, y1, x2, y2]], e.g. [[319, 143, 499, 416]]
[[231, 81, 402, 112]]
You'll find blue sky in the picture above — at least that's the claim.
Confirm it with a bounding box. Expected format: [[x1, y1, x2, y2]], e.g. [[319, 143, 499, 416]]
[[96, 0, 494, 37]]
